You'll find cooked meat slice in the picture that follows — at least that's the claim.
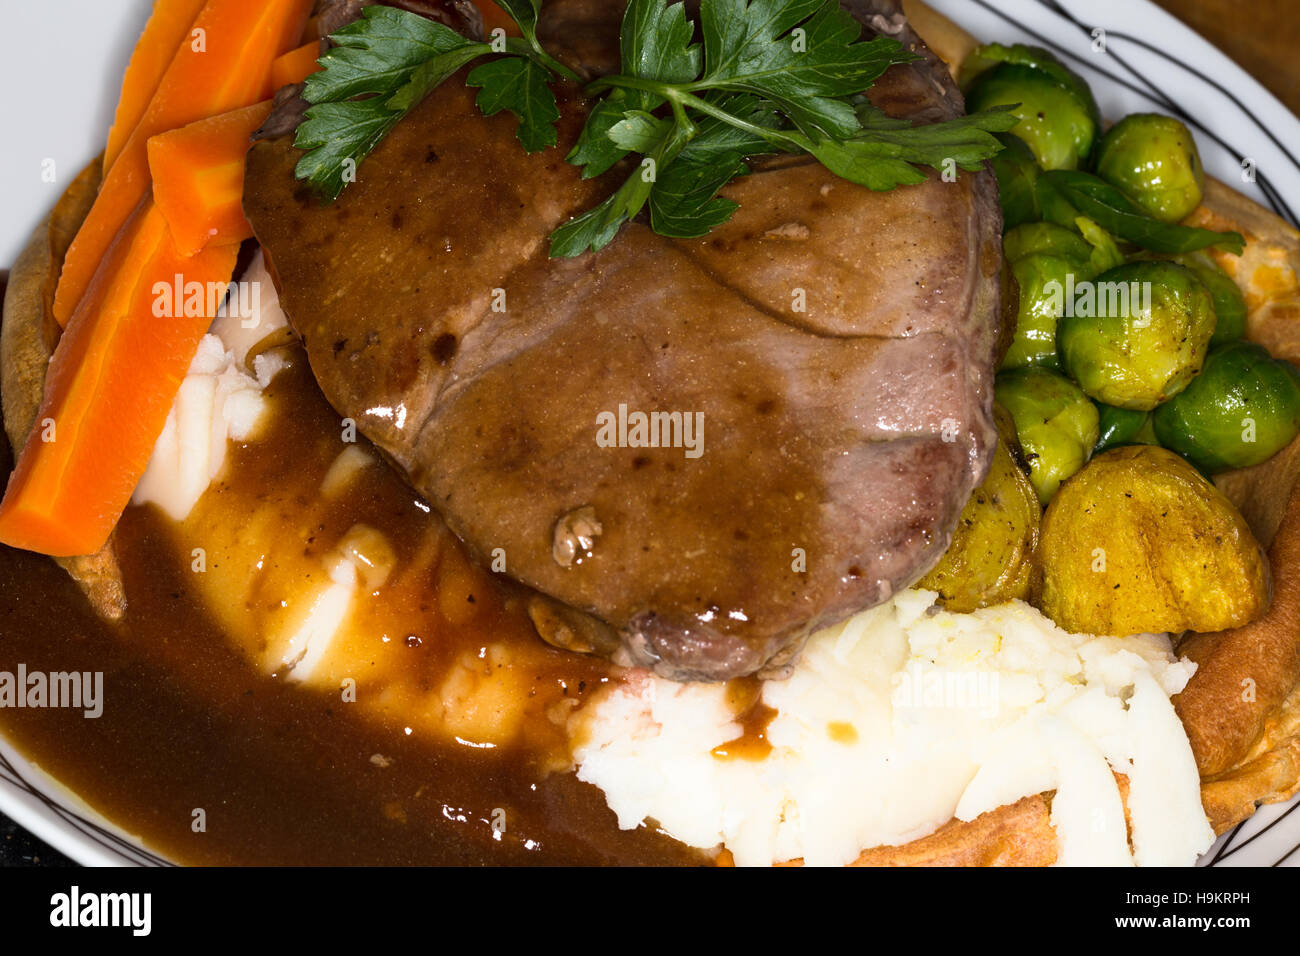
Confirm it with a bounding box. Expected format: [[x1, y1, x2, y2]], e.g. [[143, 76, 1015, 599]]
[[243, 0, 1002, 681]]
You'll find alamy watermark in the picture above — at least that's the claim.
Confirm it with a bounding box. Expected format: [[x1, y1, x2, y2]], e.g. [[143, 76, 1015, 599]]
[[894, 661, 1000, 719], [1041, 275, 1153, 322], [152, 273, 262, 327], [0, 665, 102, 718], [596, 403, 704, 459]]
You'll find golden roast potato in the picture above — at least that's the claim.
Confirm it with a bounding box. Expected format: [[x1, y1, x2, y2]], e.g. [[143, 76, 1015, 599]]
[[1036, 445, 1270, 636], [917, 425, 1041, 612]]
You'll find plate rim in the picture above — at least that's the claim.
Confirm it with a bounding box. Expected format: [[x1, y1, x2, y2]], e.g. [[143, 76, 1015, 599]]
[[2, 0, 1298, 867]]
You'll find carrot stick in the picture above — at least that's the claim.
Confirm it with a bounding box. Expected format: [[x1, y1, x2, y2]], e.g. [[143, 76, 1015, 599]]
[[0, 200, 239, 556], [147, 100, 273, 256], [52, 0, 312, 328], [103, 0, 209, 177], [269, 40, 322, 90]]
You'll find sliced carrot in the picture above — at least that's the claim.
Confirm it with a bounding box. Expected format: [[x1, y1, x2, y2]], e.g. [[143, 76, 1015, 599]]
[[269, 40, 322, 90], [52, 0, 312, 328], [147, 100, 273, 256], [103, 0, 209, 177], [268, 3, 312, 66], [0, 200, 239, 557]]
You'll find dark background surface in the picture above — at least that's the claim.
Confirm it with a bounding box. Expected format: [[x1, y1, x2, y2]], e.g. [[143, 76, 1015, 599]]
[[1, 816, 74, 867], [1, 0, 1297, 868], [1153, 0, 1300, 116]]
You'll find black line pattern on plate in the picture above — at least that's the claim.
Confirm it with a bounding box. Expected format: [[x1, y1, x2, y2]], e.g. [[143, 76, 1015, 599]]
[[969, 0, 1298, 227], [0, 749, 173, 866], [1207, 820, 1243, 865], [1213, 798, 1300, 864]]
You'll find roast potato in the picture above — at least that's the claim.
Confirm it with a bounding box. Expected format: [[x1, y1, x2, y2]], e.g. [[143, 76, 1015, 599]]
[[1036, 445, 1269, 635], [917, 417, 1041, 612]]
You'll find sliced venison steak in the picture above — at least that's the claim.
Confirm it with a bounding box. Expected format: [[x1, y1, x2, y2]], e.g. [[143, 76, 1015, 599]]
[[243, 0, 1003, 681]]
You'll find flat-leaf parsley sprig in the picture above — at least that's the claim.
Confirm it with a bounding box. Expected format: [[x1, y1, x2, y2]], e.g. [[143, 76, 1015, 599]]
[[294, 0, 577, 200], [293, 0, 1018, 256]]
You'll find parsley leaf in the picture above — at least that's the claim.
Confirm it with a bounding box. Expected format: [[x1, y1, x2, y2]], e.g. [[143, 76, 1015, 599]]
[[549, 116, 697, 257], [294, 5, 560, 200], [607, 111, 673, 152], [467, 57, 560, 152], [302, 6, 476, 103], [696, 0, 912, 138], [1039, 170, 1245, 255], [491, 0, 541, 39], [796, 103, 1020, 191], [561, 0, 1012, 254], [624, 0, 703, 88], [567, 94, 641, 179], [647, 93, 781, 237], [294, 98, 408, 202]]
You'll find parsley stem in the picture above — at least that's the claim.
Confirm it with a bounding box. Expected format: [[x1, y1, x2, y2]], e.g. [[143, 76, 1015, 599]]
[[585, 74, 807, 155], [537, 51, 583, 85], [674, 89, 806, 152], [502, 36, 582, 85], [668, 96, 695, 140]]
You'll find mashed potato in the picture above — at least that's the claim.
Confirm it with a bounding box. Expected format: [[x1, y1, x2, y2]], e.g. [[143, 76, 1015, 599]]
[[572, 590, 1214, 867]]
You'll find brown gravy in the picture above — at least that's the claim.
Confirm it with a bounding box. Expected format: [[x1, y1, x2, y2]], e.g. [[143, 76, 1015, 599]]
[[0, 362, 705, 866], [711, 677, 778, 762]]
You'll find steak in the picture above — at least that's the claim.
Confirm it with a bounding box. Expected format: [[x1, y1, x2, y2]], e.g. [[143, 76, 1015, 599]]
[[242, 0, 1003, 681]]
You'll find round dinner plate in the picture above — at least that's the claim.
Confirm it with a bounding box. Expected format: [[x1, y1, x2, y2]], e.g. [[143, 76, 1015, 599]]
[[1, 0, 1297, 867]]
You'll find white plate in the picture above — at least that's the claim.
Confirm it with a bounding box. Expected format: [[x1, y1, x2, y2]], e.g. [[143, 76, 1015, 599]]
[[1, 0, 1297, 866]]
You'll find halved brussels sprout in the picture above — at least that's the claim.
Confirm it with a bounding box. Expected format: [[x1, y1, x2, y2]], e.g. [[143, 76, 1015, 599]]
[[1001, 223, 1096, 371], [1003, 254, 1083, 370]]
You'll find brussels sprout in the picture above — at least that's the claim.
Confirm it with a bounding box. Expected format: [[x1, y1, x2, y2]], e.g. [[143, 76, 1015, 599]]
[[990, 133, 1040, 229], [960, 44, 1101, 128], [996, 367, 1100, 503], [1093, 403, 1151, 454], [1152, 341, 1300, 472], [1178, 251, 1247, 346], [1003, 221, 1093, 264], [1001, 224, 1095, 371], [1094, 114, 1205, 223], [1003, 253, 1085, 370], [966, 62, 1101, 170], [1057, 260, 1216, 410], [1074, 216, 1125, 274]]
